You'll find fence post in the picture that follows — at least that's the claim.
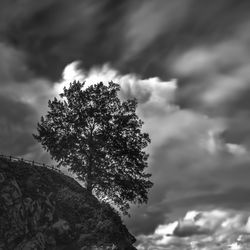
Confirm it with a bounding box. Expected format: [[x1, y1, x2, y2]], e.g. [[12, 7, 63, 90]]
[[1, 153, 65, 176]]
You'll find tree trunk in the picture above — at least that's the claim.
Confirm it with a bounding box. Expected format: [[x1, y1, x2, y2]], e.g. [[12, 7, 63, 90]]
[[86, 172, 93, 194], [86, 126, 94, 194], [86, 162, 93, 194]]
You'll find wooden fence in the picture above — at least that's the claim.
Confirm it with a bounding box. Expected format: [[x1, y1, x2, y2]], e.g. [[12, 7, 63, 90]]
[[0, 154, 62, 174]]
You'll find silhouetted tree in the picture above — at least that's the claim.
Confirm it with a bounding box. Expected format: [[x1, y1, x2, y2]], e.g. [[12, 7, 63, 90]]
[[34, 81, 153, 213]]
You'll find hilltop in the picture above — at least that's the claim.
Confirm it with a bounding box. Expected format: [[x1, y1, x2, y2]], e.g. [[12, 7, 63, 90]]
[[0, 155, 137, 250]]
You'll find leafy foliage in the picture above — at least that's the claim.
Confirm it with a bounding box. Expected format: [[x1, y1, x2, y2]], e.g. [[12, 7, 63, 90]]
[[34, 81, 153, 213]]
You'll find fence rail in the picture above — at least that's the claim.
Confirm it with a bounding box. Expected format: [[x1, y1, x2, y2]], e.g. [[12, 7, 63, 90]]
[[0, 154, 62, 174]]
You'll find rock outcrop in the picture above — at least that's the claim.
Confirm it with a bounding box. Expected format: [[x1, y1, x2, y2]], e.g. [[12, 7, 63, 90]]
[[0, 157, 137, 250]]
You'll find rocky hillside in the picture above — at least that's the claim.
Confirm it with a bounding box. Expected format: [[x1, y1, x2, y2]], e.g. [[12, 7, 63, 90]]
[[0, 156, 137, 250]]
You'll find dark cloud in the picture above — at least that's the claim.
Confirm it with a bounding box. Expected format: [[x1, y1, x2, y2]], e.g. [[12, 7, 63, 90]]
[[0, 42, 31, 84], [170, 187, 250, 213], [2, 0, 250, 81], [0, 94, 37, 155], [125, 204, 170, 235], [173, 220, 209, 237], [169, 9, 250, 151], [2, 0, 128, 81], [122, 0, 250, 78]]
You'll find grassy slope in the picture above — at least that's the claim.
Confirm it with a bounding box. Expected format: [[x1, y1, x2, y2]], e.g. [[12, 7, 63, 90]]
[[0, 157, 136, 250]]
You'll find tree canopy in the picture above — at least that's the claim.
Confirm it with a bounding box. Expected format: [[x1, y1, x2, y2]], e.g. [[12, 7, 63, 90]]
[[34, 81, 153, 213]]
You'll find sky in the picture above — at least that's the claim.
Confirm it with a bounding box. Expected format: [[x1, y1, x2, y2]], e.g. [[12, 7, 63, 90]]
[[1, 0, 250, 249]]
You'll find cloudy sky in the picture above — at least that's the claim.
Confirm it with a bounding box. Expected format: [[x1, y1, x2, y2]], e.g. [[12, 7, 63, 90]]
[[2, 0, 250, 249]]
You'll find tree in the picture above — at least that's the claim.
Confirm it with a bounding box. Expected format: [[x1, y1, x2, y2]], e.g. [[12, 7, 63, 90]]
[[33, 81, 153, 213]]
